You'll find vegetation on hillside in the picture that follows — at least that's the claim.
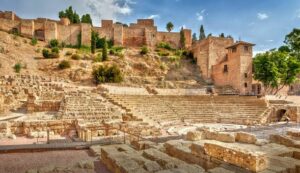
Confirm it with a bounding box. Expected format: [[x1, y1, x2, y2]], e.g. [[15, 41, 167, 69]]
[[92, 65, 123, 84], [166, 22, 174, 32]]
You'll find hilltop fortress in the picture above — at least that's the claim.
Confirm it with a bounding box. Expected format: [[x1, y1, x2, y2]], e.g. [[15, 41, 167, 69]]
[[0, 11, 256, 95]]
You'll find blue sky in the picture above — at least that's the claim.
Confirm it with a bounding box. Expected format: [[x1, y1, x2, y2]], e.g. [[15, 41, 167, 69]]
[[1, 0, 300, 54]]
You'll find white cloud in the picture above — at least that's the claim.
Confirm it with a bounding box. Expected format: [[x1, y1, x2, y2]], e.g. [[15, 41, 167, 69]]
[[266, 39, 274, 42], [253, 50, 267, 56], [85, 0, 134, 21], [257, 13, 269, 20], [147, 14, 160, 19], [196, 9, 206, 21]]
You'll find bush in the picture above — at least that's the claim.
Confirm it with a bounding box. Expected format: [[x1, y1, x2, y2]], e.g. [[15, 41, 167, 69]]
[[157, 42, 173, 50], [94, 53, 102, 62], [42, 48, 59, 59], [14, 63, 22, 73], [49, 39, 59, 48], [71, 54, 81, 60], [58, 60, 71, 69], [140, 46, 149, 55], [65, 51, 73, 56], [51, 47, 60, 54], [42, 49, 50, 58], [158, 51, 170, 57], [31, 37, 38, 46], [92, 65, 123, 84]]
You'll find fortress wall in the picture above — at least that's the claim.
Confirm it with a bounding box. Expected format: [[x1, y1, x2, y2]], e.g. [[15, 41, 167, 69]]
[[57, 24, 81, 45], [94, 27, 114, 40], [0, 11, 15, 20], [44, 21, 57, 42], [239, 54, 253, 94], [113, 24, 123, 46], [183, 29, 192, 48], [145, 27, 157, 47], [34, 21, 44, 30], [123, 27, 145, 47], [192, 40, 209, 80], [81, 23, 91, 46], [156, 32, 181, 48], [137, 19, 154, 27], [20, 19, 34, 37], [0, 18, 20, 32]]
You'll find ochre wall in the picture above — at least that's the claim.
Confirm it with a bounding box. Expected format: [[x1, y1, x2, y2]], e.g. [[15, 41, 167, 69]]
[[157, 32, 181, 48], [20, 19, 34, 37], [123, 27, 145, 47]]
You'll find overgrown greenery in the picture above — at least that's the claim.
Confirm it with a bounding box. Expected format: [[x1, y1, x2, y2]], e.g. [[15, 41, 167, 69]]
[[30, 37, 37, 46], [58, 60, 71, 69], [81, 14, 93, 25], [253, 28, 300, 94], [14, 63, 22, 73], [59, 6, 80, 24], [92, 65, 123, 84], [49, 39, 59, 48], [91, 31, 97, 54], [253, 50, 300, 94], [71, 54, 81, 60], [42, 48, 59, 59], [140, 46, 149, 55], [166, 22, 174, 32], [157, 42, 173, 50]]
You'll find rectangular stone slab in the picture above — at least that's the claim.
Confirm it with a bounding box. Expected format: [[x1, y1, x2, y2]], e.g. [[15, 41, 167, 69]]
[[204, 142, 267, 172]]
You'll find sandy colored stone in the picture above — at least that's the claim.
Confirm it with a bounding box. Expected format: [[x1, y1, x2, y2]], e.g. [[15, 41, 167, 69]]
[[235, 132, 257, 144], [186, 131, 205, 141], [204, 142, 267, 172]]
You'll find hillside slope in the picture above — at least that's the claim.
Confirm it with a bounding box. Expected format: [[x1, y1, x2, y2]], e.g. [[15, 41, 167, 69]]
[[0, 31, 206, 88]]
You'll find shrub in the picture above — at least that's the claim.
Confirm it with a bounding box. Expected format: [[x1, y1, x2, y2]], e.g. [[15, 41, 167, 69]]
[[169, 56, 181, 62], [140, 46, 149, 55], [49, 39, 59, 48], [157, 42, 173, 50], [71, 54, 81, 60], [94, 53, 102, 62], [160, 62, 167, 71], [158, 51, 170, 57], [51, 47, 60, 54], [42, 49, 50, 58], [60, 42, 66, 49], [42, 48, 59, 59], [58, 60, 71, 69], [31, 37, 38, 46], [65, 51, 73, 56], [92, 64, 123, 84], [35, 48, 41, 53], [14, 63, 22, 73]]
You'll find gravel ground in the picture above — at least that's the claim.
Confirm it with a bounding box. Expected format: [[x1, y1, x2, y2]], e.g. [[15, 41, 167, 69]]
[[0, 150, 110, 173]]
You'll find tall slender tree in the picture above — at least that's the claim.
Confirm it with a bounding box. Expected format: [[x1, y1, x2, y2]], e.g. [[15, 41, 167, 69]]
[[199, 25, 206, 40], [81, 14, 93, 25], [180, 27, 186, 49]]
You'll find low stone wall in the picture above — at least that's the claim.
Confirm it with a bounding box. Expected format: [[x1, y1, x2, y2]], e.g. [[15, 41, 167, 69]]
[[203, 142, 267, 172]]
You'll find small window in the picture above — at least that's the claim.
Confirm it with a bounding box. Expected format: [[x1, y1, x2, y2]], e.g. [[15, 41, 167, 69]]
[[232, 47, 237, 53], [244, 73, 248, 78], [244, 46, 249, 52], [244, 83, 248, 88], [223, 65, 228, 73]]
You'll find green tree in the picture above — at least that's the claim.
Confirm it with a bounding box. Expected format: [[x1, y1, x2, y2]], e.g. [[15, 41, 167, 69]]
[[192, 33, 197, 42], [253, 50, 300, 94], [180, 27, 186, 49], [91, 31, 97, 54], [81, 14, 93, 25], [59, 6, 80, 24], [166, 22, 174, 32], [284, 28, 300, 59], [199, 25, 206, 40], [219, 33, 225, 38], [102, 39, 108, 61]]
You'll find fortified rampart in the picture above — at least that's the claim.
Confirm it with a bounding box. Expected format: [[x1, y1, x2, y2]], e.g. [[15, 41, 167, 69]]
[[0, 11, 192, 48]]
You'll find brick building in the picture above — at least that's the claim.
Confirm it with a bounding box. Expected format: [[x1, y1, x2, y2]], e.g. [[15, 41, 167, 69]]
[[192, 37, 255, 95]]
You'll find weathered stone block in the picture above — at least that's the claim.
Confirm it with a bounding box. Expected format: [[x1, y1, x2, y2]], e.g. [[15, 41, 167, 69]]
[[235, 132, 257, 144], [204, 142, 267, 172], [186, 131, 205, 141]]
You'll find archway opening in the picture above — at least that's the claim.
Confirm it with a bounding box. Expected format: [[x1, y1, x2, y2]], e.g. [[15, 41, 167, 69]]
[[276, 109, 287, 122]]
